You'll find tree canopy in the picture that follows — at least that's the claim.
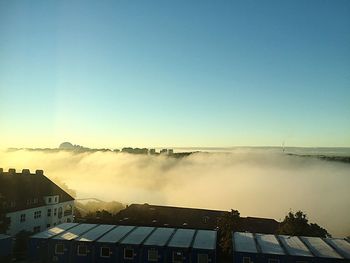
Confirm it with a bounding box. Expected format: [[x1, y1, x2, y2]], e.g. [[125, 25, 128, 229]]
[[278, 210, 330, 237]]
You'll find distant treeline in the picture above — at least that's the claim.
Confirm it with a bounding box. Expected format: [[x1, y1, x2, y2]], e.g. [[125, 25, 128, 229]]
[[287, 153, 350, 164]]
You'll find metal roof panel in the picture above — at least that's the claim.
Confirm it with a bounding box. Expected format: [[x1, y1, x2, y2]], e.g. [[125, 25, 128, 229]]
[[233, 232, 258, 253], [75, 225, 115, 242], [53, 224, 97, 241], [168, 229, 196, 248], [325, 238, 350, 259], [278, 235, 313, 257], [97, 225, 135, 243], [143, 227, 175, 246], [256, 234, 285, 255], [193, 230, 217, 250], [300, 236, 343, 259], [120, 226, 155, 245], [31, 223, 78, 239]]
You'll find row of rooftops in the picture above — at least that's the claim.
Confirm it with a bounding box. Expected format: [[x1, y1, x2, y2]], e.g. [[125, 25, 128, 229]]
[[233, 232, 350, 260], [31, 223, 217, 250]]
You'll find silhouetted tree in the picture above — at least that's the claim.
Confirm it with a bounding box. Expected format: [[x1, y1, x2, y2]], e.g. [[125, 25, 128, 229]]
[[278, 210, 330, 237], [217, 209, 240, 255]]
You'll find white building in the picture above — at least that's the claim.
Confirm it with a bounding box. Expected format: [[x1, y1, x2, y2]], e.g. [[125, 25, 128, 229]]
[[0, 168, 74, 236]]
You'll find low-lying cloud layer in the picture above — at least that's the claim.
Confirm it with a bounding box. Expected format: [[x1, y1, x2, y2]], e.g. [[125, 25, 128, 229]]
[[1, 148, 349, 237]]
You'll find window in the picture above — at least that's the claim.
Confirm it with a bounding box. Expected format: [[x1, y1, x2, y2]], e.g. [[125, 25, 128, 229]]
[[268, 259, 279, 263], [148, 249, 158, 261], [34, 211, 42, 219], [26, 199, 31, 205], [243, 257, 251, 263], [55, 196, 58, 202], [64, 204, 73, 216], [20, 214, 26, 222], [55, 244, 64, 255], [33, 198, 38, 204], [47, 209, 52, 217], [54, 208, 57, 216], [124, 248, 134, 259], [77, 245, 87, 256], [173, 251, 183, 263], [48, 197, 52, 203], [33, 226, 41, 233], [58, 207, 63, 218], [197, 254, 208, 263], [100, 247, 110, 258]]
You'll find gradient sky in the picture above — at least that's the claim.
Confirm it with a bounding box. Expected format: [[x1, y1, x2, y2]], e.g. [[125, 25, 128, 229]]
[[1, 0, 349, 148]]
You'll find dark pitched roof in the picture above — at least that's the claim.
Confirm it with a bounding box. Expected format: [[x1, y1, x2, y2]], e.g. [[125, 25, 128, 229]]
[[0, 168, 74, 213], [116, 204, 227, 230], [114, 204, 279, 234]]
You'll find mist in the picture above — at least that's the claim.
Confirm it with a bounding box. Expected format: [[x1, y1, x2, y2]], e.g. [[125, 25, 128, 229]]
[[1, 148, 349, 237]]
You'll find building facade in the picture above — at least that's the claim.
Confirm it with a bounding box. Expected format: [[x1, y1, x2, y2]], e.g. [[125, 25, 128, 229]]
[[0, 168, 74, 236]]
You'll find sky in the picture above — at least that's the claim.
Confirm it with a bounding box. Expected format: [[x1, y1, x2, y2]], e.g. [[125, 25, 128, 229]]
[[1, 0, 350, 148]]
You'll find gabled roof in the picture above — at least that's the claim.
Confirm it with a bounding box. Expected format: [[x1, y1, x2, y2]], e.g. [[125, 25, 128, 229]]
[[0, 168, 74, 212], [116, 203, 279, 233]]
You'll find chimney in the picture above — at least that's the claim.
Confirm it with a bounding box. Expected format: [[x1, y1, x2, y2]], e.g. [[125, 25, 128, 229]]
[[35, 170, 44, 175], [22, 169, 30, 175], [8, 168, 16, 175]]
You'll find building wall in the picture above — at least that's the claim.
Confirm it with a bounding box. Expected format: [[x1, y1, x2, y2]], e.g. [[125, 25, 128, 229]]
[[6, 200, 74, 236]]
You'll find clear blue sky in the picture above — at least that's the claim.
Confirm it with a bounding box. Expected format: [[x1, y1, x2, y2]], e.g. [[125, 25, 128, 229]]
[[1, 0, 349, 148]]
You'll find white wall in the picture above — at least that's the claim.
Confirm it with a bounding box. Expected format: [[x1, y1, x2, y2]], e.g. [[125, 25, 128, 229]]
[[6, 200, 74, 236]]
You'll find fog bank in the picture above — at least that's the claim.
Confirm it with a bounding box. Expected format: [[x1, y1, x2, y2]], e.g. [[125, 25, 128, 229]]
[[1, 149, 349, 237]]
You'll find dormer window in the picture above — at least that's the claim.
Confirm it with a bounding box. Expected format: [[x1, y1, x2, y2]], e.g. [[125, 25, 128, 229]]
[[55, 197, 58, 202], [48, 197, 52, 203]]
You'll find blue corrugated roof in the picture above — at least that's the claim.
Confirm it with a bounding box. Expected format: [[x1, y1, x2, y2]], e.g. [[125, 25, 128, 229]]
[[143, 227, 175, 246], [75, 225, 115, 242], [0, 234, 11, 240], [233, 232, 258, 253], [256, 234, 285, 255], [52, 224, 97, 241], [120, 226, 155, 245], [325, 238, 350, 259], [31, 223, 78, 239], [300, 236, 343, 259], [97, 225, 135, 243], [278, 235, 313, 257], [167, 229, 196, 248], [192, 230, 217, 250]]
